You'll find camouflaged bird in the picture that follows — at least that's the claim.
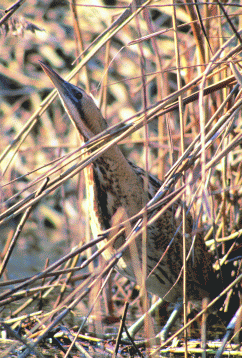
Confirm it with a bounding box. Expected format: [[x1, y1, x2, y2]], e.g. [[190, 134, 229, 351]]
[[41, 62, 218, 303]]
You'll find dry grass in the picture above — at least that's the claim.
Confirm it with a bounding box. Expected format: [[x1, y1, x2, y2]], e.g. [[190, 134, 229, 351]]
[[0, 0, 242, 357]]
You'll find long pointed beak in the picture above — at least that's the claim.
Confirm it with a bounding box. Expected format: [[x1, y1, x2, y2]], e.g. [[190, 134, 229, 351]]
[[39, 61, 97, 140], [39, 61, 67, 94]]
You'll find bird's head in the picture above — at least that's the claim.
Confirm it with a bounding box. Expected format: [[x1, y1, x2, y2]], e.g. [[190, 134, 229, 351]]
[[40, 62, 107, 140]]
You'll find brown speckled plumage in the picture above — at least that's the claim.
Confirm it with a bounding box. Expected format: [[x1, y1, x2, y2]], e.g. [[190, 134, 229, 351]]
[[41, 63, 218, 303]]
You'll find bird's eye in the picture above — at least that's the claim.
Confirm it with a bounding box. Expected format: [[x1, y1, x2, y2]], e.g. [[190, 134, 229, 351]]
[[76, 92, 83, 99]]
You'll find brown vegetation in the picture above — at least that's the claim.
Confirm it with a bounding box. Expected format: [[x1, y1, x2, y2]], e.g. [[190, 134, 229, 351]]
[[0, 0, 241, 357]]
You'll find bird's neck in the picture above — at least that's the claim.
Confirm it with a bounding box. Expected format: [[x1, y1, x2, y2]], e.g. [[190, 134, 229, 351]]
[[83, 142, 146, 230]]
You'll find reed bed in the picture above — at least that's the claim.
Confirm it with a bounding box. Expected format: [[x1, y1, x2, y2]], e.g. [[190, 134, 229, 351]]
[[0, 0, 241, 357]]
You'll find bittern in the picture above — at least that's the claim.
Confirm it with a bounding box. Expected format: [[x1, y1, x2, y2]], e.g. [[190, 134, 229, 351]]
[[40, 62, 218, 304]]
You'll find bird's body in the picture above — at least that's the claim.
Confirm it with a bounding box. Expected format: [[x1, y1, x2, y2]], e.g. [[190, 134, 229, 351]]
[[91, 156, 214, 302], [41, 63, 218, 303]]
